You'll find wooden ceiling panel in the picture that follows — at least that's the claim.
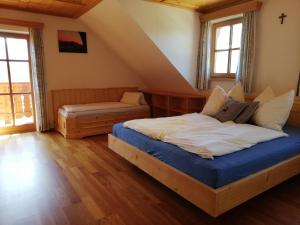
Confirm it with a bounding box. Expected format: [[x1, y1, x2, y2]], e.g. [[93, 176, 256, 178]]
[[146, 0, 253, 13], [0, 0, 102, 18]]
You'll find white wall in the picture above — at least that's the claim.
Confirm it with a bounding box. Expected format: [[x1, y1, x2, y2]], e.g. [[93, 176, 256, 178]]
[[253, 0, 300, 95], [119, 0, 200, 86], [80, 0, 198, 94], [211, 0, 300, 95], [0, 8, 146, 125]]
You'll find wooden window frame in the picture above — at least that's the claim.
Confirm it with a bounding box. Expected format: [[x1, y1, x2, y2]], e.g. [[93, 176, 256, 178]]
[[210, 18, 242, 80], [0, 32, 36, 134]]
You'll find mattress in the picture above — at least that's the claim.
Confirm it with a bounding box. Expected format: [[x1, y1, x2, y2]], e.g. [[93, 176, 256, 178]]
[[113, 123, 300, 188], [59, 102, 150, 118]]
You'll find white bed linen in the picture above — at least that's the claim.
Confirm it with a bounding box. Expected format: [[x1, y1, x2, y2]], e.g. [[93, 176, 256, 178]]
[[124, 113, 287, 159], [60, 102, 149, 118], [62, 102, 134, 113]]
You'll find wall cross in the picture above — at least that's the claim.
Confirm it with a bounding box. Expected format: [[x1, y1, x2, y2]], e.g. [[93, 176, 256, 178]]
[[279, 13, 287, 24]]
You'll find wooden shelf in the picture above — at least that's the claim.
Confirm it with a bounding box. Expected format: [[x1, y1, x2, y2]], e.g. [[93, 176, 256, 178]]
[[152, 103, 168, 109], [153, 107, 168, 118], [152, 95, 169, 107], [153, 105, 168, 111], [170, 108, 188, 114], [169, 110, 182, 117], [170, 96, 188, 112], [142, 90, 206, 118]]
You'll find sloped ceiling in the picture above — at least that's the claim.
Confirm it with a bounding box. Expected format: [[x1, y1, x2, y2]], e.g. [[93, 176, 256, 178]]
[[80, 0, 199, 94], [119, 0, 200, 87]]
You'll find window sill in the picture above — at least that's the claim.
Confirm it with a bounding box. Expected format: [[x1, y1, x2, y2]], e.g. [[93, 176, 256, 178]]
[[210, 77, 236, 82]]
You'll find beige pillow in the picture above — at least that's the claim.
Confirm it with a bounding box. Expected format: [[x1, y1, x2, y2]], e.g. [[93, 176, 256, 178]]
[[120, 92, 146, 106], [228, 82, 245, 102], [254, 87, 275, 105], [202, 83, 245, 116], [202, 86, 227, 116], [253, 90, 295, 131]]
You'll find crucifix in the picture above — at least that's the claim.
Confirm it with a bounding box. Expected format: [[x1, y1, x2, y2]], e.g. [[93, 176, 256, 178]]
[[278, 13, 287, 24]]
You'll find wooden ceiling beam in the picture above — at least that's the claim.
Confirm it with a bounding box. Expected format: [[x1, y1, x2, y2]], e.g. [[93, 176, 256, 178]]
[[199, 1, 262, 22], [0, 4, 73, 18], [145, 0, 257, 12], [72, 0, 103, 18], [0, 17, 44, 29], [0, 0, 102, 18], [197, 0, 253, 13]]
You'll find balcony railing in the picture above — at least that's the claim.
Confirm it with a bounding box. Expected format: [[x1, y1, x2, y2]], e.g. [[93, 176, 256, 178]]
[[0, 82, 34, 127]]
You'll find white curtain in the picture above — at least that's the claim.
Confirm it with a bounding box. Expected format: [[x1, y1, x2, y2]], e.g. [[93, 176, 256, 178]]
[[29, 28, 50, 132], [236, 11, 257, 93], [196, 22, 211, 90]]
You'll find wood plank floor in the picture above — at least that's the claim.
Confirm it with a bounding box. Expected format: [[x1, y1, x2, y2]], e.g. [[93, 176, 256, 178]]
[[0, 131, 299, 225]]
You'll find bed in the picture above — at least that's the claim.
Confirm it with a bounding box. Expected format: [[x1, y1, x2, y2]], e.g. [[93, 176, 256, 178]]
[[52, 88, 150, 139], [108, 96, 300, 217]]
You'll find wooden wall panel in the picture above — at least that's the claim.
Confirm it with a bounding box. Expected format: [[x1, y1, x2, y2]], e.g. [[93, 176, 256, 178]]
[[145, 0, 252, 12], [0, 0, 102, 18]]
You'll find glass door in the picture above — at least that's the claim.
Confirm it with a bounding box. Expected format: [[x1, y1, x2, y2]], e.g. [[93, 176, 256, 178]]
[[0, 32, 35, 134]]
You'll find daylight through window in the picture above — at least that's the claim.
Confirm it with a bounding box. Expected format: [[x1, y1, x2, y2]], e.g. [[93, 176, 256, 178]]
[[211, 18, 242, 79]]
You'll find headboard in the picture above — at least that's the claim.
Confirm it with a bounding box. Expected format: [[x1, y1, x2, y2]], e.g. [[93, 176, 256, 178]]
[[52, 87, 138, 127], [287, 96, 300, 127]]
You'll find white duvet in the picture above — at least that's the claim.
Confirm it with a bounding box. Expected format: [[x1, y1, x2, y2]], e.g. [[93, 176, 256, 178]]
[[123, 113, 287, 159], [62, 102, 133, 113]]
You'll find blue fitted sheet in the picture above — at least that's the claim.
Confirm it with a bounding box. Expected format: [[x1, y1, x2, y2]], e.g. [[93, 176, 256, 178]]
[[112, 123, 300, 188]]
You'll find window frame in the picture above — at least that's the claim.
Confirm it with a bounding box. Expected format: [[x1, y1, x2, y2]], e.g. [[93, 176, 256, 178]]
[[0, 31, 36, 134], [210, 18, 242, 80]]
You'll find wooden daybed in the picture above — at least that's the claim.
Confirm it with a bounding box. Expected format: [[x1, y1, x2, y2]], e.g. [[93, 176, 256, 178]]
[[52, 87, 150, 139], [108, 96, 300, 217]]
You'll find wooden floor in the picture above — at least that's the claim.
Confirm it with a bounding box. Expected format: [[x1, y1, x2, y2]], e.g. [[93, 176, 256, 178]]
[[0, 132, 299, 225]]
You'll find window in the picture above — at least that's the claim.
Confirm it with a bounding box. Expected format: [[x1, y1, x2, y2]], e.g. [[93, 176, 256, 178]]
[[211, 18, 242, 79], [0, 32, 35, 133]]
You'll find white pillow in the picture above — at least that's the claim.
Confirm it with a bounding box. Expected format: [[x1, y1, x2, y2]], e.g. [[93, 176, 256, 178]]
[[202, 83, 245, 116], [228, 82, 245, 102], [202, 86, 227, 116], [253, 90, 295, 131], [254, 87, 275, 105], [120, 92, 146, 106]]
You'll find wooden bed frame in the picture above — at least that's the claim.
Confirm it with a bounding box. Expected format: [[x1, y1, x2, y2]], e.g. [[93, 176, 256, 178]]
[[108, 97, 300, 217], [52, 87, 150, 139]]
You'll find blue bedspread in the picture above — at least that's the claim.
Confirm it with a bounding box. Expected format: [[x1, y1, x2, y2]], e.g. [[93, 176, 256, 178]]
[[112, 123, 300, 188]]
